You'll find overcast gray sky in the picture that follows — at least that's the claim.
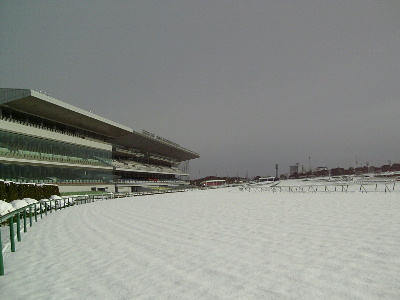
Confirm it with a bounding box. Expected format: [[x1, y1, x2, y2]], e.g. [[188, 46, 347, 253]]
[[1, 1, 399, 179]]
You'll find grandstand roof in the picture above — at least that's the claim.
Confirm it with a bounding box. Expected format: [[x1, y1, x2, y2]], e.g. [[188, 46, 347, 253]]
[[0, 88, 199, 161], [0, 88, 132, 138], [110, 132, 199, 161]]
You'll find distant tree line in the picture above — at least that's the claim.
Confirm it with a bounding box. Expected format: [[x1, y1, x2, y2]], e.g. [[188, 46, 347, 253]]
[[288, 163, 400, 179], [193, 163, 400, 183]]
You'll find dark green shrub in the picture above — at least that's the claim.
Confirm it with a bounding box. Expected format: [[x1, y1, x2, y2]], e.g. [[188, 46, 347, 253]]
[[42, 184, 60, 198], [0, 181, 6, 200], [17, 183, 33, 199], [33, 184, 44, 199], [0, 182, 60, 202], [5, 182, 19, 202]]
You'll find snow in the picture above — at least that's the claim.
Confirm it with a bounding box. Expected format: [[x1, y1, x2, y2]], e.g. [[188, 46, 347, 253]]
[[22, 198, 38, 205], [0, 201, 14, 216], [1, 187, 399, 299], [9, 199, 30, 210]]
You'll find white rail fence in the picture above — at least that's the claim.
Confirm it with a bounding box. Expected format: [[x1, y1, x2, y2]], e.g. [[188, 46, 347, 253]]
[[240, 183, 399, 193]]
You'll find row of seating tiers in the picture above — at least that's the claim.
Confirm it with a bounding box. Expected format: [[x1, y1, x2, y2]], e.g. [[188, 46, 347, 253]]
[[0, 147, 105, 166], [111, 159, 182, 173]]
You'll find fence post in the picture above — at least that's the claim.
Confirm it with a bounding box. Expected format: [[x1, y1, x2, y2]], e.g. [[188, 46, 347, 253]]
[[29, 205, 32, 227], [16, 215, 21, 242], [360, 185, 367, 193], [0, 228, 4, 275], [40, 203, 43, 219], [34, 204, 38, 222], [23, 210, 27, 233], [9, 217, 15, 252], [384, 184, 390, 193]]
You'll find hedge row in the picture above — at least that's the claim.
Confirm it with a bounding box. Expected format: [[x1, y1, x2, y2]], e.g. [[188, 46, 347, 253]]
[[0, 181, 60, 202]]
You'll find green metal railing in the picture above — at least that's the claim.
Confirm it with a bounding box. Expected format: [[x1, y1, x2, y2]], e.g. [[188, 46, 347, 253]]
[[0, 188, 195, 276], [0, 195, 90, 276]]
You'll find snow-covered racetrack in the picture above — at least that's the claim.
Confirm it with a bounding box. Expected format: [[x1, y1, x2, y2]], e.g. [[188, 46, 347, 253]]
[[1, 188, 399, 299]]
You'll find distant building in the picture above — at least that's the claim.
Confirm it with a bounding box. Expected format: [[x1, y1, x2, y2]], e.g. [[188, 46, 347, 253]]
[[258, 177, 277, 182], [290, 163, 300, 176], [314, 167, 328, 172], [200, 179, 226, 187]]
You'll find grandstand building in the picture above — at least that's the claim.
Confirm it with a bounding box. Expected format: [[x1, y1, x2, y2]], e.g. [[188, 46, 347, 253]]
[[0, 88, 199, 193]]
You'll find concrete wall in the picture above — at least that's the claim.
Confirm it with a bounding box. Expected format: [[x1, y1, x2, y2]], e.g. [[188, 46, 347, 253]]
[[58, 184, 115, 193]]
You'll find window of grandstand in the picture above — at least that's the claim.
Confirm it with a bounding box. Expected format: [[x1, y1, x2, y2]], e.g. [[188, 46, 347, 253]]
[[0, 129, 111, 166]]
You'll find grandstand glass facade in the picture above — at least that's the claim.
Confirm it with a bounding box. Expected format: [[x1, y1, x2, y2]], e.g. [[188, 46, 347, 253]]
[[0, 130, 111, 166], [0, 163, 113, 183], [1, 88, 199, 191]]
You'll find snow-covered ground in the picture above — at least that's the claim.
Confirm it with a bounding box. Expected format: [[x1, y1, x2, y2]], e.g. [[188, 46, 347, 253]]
[[1, 187, 399, 299]]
